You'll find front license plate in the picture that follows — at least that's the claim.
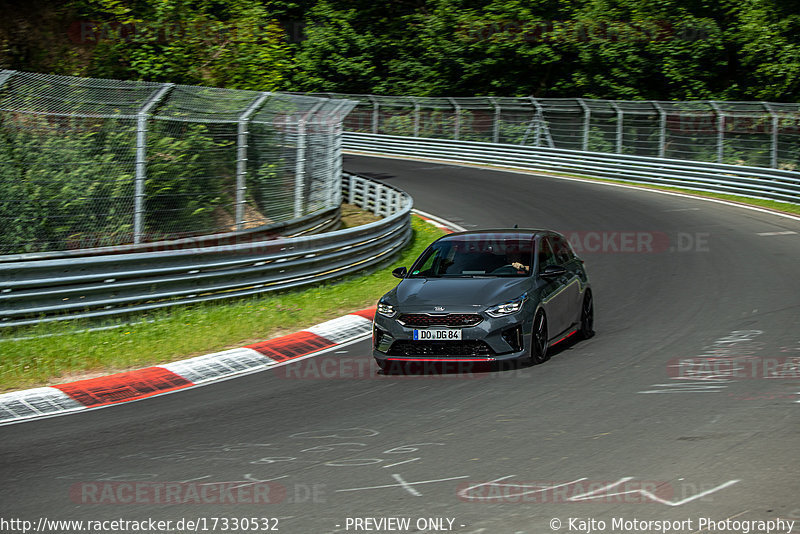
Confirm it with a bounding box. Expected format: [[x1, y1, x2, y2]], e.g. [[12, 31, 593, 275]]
[[413, 329, 462, 341]]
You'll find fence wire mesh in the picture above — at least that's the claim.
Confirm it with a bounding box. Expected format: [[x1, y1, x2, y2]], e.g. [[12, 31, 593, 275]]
[[311, 93, 800, 173], [0, 71, 355, 255]]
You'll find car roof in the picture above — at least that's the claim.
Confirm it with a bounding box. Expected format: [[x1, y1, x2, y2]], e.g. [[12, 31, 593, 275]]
[[435, 229, 557, 240]]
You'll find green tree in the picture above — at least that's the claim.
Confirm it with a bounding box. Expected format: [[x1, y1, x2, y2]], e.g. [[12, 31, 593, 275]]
[[76, 0, 291, 90]]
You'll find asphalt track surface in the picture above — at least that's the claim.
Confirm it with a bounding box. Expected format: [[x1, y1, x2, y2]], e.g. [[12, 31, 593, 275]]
[[1, 155, 799, 534]]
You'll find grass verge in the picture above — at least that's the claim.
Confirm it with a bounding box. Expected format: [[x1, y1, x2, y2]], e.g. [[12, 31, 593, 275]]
[[0, 216, 445, 392]]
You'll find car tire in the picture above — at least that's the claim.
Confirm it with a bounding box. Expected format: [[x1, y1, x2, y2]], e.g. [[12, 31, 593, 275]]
[[578, 290, 594, 340], [529, 309, 549, 365]]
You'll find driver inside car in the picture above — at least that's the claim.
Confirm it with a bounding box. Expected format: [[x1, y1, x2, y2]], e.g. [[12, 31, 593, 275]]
[[506, 250, 530, 274]]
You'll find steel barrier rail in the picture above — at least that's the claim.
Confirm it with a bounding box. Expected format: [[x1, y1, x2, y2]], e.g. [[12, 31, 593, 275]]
[[343, 132, 800, 204], [0, 174, 412, 328], [0, 207, 343, 263]]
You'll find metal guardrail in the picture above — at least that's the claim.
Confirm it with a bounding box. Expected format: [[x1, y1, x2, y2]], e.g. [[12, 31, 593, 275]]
[[344, 132, 800, 204], [0, 207, 342, 263], [0, 173, 412, 328]]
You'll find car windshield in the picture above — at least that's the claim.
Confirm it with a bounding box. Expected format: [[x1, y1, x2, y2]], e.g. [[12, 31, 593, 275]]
[[408, 236, 534, 278]]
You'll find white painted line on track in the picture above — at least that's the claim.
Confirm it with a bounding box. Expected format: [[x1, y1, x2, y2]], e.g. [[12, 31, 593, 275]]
[[413, 209, 467, 232], [756, 231, 797, 236]]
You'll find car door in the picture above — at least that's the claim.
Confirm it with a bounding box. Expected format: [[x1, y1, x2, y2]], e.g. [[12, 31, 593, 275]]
[[551, 233, 583, 328], [535, 236, 572, 339]]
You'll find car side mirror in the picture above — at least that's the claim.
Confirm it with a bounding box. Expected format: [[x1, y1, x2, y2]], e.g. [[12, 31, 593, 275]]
[[392, 266, 408, 279], [540, 264, 567, 279]]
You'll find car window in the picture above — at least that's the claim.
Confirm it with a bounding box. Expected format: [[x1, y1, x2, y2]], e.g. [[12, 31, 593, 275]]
[[409, 237, 532, 277], [552, 235, 574, 264], [413, 246, 441, 275], [537, 237, 558, 272]]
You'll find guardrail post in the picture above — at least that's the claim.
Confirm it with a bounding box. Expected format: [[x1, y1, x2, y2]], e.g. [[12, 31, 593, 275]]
[[763, 102, 779, 169], [235, 92, 271, 231], [489, 97, 501, 143], [610, 101, 623, 154], [348, 173, 356, 205], [709, 101, 725, 163], [448, 98, 461, 140], [134, 83, 174, 244], [577, 98, 590, 152], [294, 101, 325, 218]]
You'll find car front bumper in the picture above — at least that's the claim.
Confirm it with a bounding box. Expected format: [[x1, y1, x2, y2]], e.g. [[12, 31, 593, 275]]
[[372, 310, 532, 364]]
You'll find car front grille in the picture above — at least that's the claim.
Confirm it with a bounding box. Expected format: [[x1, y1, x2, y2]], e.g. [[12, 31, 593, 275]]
[[397, 313, 483, 328], [387, 340, 496, 357]]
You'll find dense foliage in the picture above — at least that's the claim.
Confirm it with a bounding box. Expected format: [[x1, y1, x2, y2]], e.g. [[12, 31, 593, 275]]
[[0, 114, 234, 253], [1, 0, 798, 101]]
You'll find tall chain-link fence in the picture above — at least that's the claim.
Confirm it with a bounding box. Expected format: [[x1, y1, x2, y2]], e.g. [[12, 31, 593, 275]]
[[0, 71, 356, 255], [310, 93, 800, 172]]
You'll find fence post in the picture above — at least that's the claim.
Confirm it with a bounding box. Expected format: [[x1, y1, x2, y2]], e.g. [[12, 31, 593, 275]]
[[709, 101, 725, 163], [527, 97, 555, 148], [653, 102, 667, 158], [329, 100, 351, 207], [235, 92, 271, 231], [369, 95, 379, 134], [763, 102, 779, 169], [294, 101, 325, 219], [577, 98, 590, 152], [410, 96, 420, 137], [0, 70, 16, 89], [134, 83, 174, 244], [448, 98, 461, 140], [488, 97, 500, 143], [610, 101, 623, 154]]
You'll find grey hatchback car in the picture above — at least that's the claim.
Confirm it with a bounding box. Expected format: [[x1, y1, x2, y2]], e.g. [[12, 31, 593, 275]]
[[372, 229, 593, 371]]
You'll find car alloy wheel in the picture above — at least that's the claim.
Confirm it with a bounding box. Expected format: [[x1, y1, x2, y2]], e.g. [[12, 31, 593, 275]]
[[530, 309, 549, 365]]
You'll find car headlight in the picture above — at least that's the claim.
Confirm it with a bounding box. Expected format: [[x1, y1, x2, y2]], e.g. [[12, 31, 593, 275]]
[[377, 300, 397, 317], [486, 294, 527, 317]]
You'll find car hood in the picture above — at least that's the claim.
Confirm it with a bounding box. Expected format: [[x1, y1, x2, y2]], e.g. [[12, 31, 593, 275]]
[[389, 277, 529, 312]]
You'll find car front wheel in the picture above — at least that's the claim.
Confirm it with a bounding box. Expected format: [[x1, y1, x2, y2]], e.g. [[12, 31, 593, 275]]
[[529, 309, 549, 365]]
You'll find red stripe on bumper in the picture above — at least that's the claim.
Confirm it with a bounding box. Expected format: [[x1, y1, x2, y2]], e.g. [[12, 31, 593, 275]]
[[54, 367, 193, 407], [246, 331, 335, 363], [386, 358, 495, 362]]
